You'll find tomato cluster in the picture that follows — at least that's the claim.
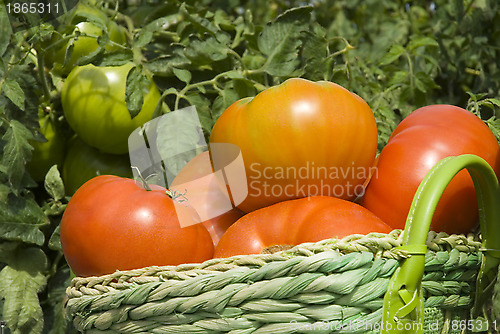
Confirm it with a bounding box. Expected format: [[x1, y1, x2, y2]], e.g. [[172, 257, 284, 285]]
[[59, 75, 500, 277], [30, 4, 159, 193]]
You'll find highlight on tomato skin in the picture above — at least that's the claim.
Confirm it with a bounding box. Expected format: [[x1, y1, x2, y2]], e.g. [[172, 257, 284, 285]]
[[214, 196, 392, 258], [60, 175, 214, 277]]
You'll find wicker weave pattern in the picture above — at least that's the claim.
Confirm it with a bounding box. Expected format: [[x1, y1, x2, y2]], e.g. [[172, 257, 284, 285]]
[[65, 231, 483, 333]]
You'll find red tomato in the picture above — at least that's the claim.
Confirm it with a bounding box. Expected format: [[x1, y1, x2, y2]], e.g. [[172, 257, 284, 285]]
[[362, 105, 500, 234], [209, 78, 378, 213], [214, 196, 392, 258], [60, 175, 214, 277], [170, 151, 244, 246]]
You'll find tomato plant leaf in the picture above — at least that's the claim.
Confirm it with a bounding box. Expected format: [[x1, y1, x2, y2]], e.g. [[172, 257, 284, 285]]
[[388, 70, 409, 87], [0, 248, 47, 334], [3, 78, 25, 111], [144, 49, 190, 77], [184, 33, 230, 65], [257, 6, 312, 77], [212, 85, 239, 121], [379, 44, 406, 66], [125, 66, 150, 119], [172, 67, 191, 84], [180, 3, 218, 35], [48, 225, 62, 251], [301, 25, 329, 81], [44, 165, 65, 202], [0, 194, 48, 246], [408, 36, 439, 51], [486, 117, 500, 143], [1, 120, 33, 192], [44, 265, 71, 333]]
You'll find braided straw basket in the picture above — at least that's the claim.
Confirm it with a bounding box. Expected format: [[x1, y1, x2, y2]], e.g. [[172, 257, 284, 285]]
[[65, 154, 500, 334]]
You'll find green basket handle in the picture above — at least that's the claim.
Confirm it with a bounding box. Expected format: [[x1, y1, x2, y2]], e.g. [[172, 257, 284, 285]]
[[381, 154, 500, 334]]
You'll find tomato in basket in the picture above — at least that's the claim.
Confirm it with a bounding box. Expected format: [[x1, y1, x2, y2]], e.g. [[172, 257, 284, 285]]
[[60, 175, 214, 277], [214, 196, 392, 258], [209, 78, 378, 213], [362, 105, 500, 234]]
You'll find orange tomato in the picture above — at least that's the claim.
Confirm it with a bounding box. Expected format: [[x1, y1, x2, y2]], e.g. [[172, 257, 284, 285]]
[[209, 78, 378, 212]]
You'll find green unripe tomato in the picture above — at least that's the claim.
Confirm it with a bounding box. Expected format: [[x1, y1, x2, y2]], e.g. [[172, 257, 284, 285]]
[[61, 63, 160, 154], [63, 136, 133, 194], [26, 111, 67, 182], [46, 4, 127, 76]]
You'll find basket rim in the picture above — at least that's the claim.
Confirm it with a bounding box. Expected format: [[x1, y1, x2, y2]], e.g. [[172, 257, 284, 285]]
[[66, 229, 482, 297]]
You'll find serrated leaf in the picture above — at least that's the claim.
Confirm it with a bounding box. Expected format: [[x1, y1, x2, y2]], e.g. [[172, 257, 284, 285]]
[[0, 249, 47, 334], [2, 79, 25, 111], [125, 66, 151, 119], [172, 67, 191, 83], [0, 195, 48, 245], [408, 36, 439, 51], [257, 6, 312, 76], [184, 33, 230, 65], [1, 120, 33, 192], [379, 44, 406, 66], [44, 165, 65, 202]]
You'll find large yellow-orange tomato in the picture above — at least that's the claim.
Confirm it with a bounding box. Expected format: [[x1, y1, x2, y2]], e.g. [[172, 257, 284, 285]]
[[209, 78, 378, 212]]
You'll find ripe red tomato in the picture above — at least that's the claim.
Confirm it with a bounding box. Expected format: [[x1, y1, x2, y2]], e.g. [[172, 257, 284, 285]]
[[214, 196, 392, 258], [170, 151, 244, 246], [362, 105, 500, 234], [60, 175, 214, 277], [209, 78, 378, 213]]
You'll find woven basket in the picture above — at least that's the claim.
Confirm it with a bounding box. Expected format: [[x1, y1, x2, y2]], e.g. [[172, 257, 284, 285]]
[[65, 154, 500, 334]]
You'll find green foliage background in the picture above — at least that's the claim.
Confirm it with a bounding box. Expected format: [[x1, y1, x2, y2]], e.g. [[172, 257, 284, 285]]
[[1, 0, 500, 332]]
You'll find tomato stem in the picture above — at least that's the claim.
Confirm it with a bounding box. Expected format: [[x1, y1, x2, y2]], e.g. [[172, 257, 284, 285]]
[[131, 166, 151, 191]]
